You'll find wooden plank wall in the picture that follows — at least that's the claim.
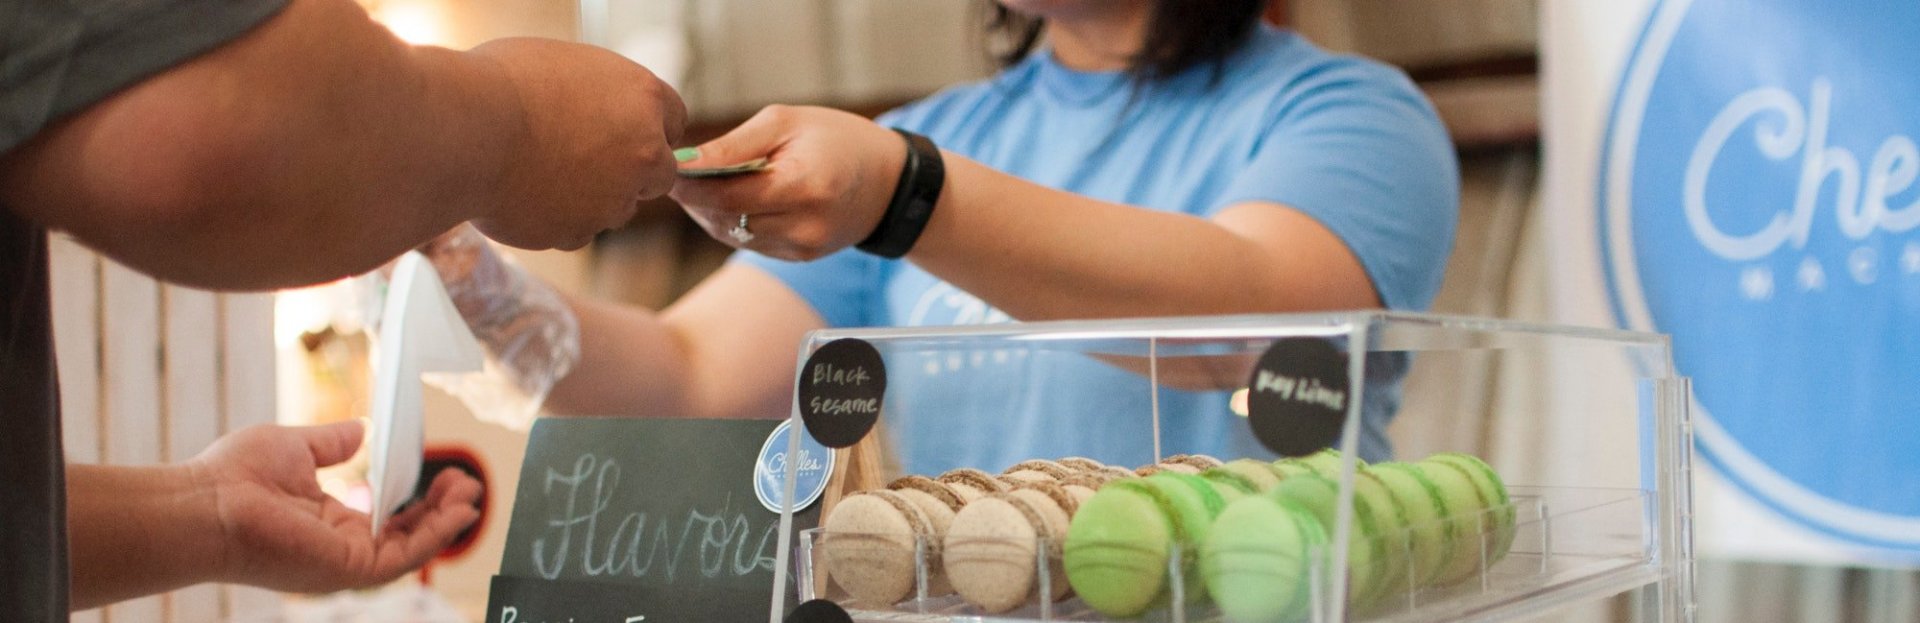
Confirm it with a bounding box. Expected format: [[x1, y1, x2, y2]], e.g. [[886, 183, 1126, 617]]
[[51, 234, 285, 622]]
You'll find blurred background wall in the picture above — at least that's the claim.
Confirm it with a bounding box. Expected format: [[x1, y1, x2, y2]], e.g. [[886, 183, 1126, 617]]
[[48, 0, 1916, 621]]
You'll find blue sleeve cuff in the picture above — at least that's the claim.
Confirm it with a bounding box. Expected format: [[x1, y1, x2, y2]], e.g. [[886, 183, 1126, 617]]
[[1214, 63, 1458, 311]]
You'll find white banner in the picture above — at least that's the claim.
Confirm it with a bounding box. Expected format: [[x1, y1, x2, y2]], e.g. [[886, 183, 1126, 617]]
[[1541, 0, 1920, 567]]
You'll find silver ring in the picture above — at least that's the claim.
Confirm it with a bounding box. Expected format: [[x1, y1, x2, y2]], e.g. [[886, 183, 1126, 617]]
[[728, 213, 754, 244]]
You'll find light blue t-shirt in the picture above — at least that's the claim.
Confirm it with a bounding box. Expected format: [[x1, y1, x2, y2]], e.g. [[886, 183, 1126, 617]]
[[739, 26, 1457, 474]]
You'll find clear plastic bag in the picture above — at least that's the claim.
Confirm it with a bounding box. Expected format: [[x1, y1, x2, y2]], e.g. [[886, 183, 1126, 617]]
[[409, 224, 581, 430]]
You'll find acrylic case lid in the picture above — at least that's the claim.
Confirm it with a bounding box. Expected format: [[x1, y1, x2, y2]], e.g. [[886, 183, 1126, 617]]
[[768, 312, 1695, 623]]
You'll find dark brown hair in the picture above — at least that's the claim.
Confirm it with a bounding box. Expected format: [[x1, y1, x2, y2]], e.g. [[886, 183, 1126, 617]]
[[987, 1, 1268, 84]]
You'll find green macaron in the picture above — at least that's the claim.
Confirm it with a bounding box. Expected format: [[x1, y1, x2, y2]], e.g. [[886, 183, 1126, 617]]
[[1419, 455, 1496, 585], [1423, 453, 1514, 568], [1270, 460, 1319, 481], [1201, 496, 1328, 623], [1062, 480, 1169, 617], [1267, 472, 1339, 527], [1145, 472, 1227, 604], [1349, 468, 1410, 607], [1063, 477, 1197, 618], [1368, 462, 1457, 589], [1285, 448, 1368, 479], [1267, 470, 1397, 610], [1200, 467, 1259, 503], [1218, 458, 1285, 491]]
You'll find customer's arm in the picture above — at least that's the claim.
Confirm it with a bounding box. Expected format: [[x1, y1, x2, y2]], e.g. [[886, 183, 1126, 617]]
[[0, 0, 684, 291], [67, 421, 481, 609]]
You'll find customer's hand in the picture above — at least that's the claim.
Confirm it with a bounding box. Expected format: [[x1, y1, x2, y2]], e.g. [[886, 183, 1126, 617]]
[[671, 105, 907, 261], [188, 421, 482, 593], [470, 38, 688, 251]]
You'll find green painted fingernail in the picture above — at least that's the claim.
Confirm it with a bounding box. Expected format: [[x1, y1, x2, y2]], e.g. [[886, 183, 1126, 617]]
[[674, 147, 701, 163]]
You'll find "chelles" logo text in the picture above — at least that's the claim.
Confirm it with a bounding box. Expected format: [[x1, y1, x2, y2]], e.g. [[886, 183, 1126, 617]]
[[1600, 0, 1920, 557]]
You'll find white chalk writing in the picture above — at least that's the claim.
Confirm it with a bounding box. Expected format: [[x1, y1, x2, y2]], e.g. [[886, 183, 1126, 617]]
[[1254, 370, 1346, 411], [529, 454, 779, 582], [811, 363, 871, 386], [807, 396, 879, 416]]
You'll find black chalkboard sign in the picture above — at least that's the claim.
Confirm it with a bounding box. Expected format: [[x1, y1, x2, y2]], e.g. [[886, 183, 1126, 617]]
[[488, 417, 820, 622], [484, 574, 777, 623]]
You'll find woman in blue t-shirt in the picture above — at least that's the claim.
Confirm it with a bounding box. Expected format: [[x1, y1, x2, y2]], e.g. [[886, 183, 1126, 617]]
[[441, 0, 1457, 472]]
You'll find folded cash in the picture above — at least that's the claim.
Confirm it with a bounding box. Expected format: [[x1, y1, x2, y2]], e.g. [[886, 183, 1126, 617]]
[[677, 157, 771, 179]]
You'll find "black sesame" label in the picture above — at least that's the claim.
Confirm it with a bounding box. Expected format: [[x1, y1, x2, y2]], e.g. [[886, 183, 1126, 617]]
[[797, 338, 886, 448]]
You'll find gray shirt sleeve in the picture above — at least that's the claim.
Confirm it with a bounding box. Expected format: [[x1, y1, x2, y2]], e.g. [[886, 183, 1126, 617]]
[[0, 0, 291, 153], [0, 1, 287, 617]]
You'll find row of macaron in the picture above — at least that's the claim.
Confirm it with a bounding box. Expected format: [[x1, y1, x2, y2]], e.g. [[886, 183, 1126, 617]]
[[819, 457, 1131, 613], [1065, 450, 1516, 622], [818, 450, 1512, 619]]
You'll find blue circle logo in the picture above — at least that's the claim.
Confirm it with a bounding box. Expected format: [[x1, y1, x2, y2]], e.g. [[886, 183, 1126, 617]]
[[755, 419, 835, 514], [1601, 0, 1920, 555]]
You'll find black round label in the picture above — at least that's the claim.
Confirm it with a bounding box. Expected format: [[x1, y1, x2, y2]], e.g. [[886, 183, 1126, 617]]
[[1246, 337, 1350, 458], [797, 338, 886, 449], [784, 599, 853, 623]]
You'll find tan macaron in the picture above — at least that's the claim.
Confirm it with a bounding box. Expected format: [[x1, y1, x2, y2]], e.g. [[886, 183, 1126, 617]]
[[1001, 470, 1057, 485], [1060, 476, 1100, 507], [1003, 459, 1075, 481], [822, 490, 935, 606], [1056, 457, 1107, 472], [1164, 454, 1225, 471], [944, 482, 1076, 613], [1059, 470, 1130, 506], [887, 475, 967, 596], [939, 468, 1010, 503]]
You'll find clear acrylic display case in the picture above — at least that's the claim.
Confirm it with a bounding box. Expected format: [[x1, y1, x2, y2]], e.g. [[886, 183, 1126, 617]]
[[768, 312, 1694, 623]]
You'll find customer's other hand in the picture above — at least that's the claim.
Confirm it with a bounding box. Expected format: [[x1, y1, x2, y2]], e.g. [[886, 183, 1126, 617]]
[[470, 38, 688, 251], [188, 421, 482, 593], [670, 105, 907, 261]]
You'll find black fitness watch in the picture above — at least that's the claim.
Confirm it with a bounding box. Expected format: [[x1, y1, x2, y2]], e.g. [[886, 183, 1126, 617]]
[[856, 129, 945, 259]]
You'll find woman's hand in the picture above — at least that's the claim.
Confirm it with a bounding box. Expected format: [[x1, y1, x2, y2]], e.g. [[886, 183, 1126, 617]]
[[190, 421, 483, 593], [670, 105, 907, 261]]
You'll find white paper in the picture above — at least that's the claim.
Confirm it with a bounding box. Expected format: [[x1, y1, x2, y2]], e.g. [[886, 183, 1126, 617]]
[[367, 252, 484, 534]]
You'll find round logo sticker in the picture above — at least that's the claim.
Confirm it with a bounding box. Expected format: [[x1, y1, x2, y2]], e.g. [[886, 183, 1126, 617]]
[[1245, 337, 1350, 458], [797, 338, 886, 449], [1601, 0, 1920, 551], [754, 419, 835, 514]]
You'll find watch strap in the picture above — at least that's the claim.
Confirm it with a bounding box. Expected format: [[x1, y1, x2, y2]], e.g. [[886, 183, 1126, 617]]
[[856, 129, 945, 259]]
